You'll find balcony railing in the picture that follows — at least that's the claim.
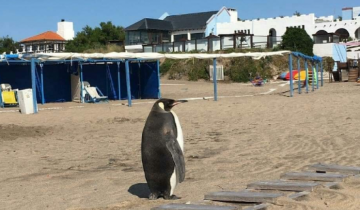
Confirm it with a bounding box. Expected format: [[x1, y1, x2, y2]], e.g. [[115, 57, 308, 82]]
[[140, 35, 282, 53]]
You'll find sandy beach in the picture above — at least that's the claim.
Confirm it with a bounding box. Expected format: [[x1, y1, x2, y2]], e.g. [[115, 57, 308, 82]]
[[1, 80, 360, 210]]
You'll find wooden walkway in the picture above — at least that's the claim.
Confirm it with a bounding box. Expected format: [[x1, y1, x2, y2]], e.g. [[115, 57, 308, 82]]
[[152, 163, 360, 210]]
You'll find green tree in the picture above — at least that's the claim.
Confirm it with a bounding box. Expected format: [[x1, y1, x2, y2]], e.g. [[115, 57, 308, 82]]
[[338, 16, 343, 21], [281, 27, 314, 56], [65, 21, 125, 52], [0, 36, 20, 54], [294, 11, 301, 16]]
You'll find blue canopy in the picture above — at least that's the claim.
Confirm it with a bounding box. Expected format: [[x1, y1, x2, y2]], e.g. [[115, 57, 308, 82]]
[[291, 52, 322, 62]]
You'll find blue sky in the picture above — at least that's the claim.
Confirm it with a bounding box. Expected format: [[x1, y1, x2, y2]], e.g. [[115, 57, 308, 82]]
[[0, 0, 359, 41]]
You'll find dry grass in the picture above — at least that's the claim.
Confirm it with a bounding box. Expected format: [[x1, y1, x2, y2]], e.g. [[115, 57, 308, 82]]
[[83, 44, 125, 53]]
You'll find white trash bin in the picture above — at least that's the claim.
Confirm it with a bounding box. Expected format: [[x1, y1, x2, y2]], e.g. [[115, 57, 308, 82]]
[[17, 89, 37, 114]]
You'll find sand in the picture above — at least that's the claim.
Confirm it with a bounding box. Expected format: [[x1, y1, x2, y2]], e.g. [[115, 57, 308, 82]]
[[1, 80, 360, 210]]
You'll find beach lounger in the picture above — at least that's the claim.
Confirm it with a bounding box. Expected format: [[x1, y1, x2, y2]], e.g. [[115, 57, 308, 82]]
[[1, 84, 19, 107], [84, 86, 108, 103]]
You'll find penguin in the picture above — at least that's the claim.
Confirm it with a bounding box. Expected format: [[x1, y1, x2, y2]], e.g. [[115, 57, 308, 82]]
[[141, 98, 187, 200]]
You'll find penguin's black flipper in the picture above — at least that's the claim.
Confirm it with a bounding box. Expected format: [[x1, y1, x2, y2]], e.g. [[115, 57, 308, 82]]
[[166, 139, 185, 183]]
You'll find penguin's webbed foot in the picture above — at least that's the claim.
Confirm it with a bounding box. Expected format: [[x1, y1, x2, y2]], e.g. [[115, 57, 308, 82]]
[[149, 193, 159, 200]]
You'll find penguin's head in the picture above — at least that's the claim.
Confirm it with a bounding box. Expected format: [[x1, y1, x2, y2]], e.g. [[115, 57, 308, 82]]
[[154, 98, 188, 112]]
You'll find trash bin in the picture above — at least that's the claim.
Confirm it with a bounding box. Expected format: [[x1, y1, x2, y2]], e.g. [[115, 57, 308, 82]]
[[17, 89, 37, 114]]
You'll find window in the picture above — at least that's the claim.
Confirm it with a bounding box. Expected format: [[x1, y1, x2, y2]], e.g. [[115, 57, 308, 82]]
[[141, 31, 149, 44], [174, 34, 188, 42], [126, 30, 169, 45], [162, 32, 170, 42], [190, 33, 205, 40], [127, 31, 141, 45], [48, 44, 54, 51]]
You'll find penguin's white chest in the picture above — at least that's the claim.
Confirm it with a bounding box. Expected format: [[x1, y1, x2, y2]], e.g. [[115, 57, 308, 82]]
[[170, 110, 184, 152], [169, 110, 184, 195]]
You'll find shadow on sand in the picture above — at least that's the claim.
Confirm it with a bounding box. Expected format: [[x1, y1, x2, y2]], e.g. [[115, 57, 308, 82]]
[[128, 183, 150, 198]]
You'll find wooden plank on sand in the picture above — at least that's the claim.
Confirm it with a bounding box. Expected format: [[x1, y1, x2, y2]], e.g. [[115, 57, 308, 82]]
[[288, 191, 310, 200], [308, 163, 360, 174], [243, 204, 269, 210], [204, 191, 282, 204], [151, 204, 236, 210], [281, 172, 349, 182], [324, 182, 340, 189], [247, 181, 320, 192]]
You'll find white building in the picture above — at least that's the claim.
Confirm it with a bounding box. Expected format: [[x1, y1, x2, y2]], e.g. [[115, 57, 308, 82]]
[[20, 19, 75, 53], [57, 19, 75, 41], [124, 6, 360, 53], [216, 6, 360, 47]]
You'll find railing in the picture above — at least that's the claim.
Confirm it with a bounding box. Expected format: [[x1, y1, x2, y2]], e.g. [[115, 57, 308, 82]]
[[141, 35, 283, 53]]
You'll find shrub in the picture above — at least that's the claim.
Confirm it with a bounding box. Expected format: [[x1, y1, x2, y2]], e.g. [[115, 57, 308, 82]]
[[160, 59, 176, 76], [281, 27, 314, 56], [187, 59, 209, 81], [228, 57, 272, 82]]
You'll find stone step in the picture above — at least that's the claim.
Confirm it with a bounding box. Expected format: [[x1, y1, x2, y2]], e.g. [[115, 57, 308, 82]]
[[204, 191, 282, 204], [151, 204, 236, 210], [243, 204, 269, 210], [247, 180, 320, 192], [308, 163, 360, 174], [281, 172, 349, 182]]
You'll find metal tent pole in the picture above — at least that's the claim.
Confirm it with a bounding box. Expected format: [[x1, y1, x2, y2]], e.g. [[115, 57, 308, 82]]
[[31, 58, 38, 113], [0, 64, 3, 108], [40, 63, 45, 104], [321, 61, 324, 87], [305, 59, 309, 93], [312, 62, 315, 92], [297, 57, 301, 94], [117, 62, 121, 100], [105, 62, 108, 97], [79, 62, 84, 103], [125, 59, 132, 107], [157, 60, 161, 99], [289, 54, 293, 97], [0, 69, 3, 108], [213, 58, 218, 101], [316, 62, 319, 90]]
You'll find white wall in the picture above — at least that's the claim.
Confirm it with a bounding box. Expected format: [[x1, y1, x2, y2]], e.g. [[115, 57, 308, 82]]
[[57, 21, 75, 40], [316, 15, 334, 22], [353, 7, 360, 19], [171, 29, 206, 42], [314, 43, 347, 62], [228, 9, 238, 23], [217, 14, 316, 37], [348, 51, 360, 59], [171, 29, 205, 36], [314, 19, 360, 38], [217, 12, 360, 43], [314, 43, 334, 57], [125, 45, 143, 53]]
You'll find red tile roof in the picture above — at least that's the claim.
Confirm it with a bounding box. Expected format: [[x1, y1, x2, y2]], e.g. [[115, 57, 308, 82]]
[[20, 31, 65, 43]]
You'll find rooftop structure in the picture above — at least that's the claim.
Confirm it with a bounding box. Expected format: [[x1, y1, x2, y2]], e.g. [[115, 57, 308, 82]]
[[19, 20, 75, 53]]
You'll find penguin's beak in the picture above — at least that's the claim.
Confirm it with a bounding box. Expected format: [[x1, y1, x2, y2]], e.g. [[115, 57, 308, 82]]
[[171, 100, 188, 106]]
